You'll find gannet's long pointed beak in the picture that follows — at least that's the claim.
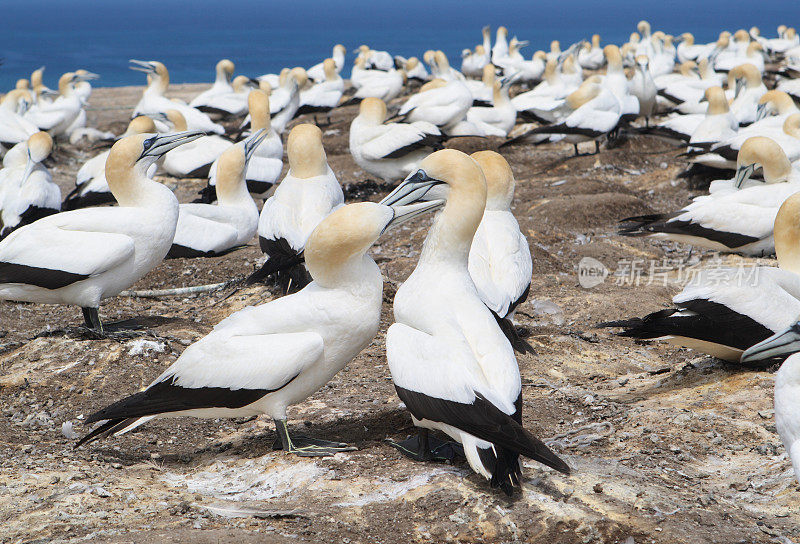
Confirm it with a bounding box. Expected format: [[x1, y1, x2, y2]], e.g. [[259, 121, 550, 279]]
[[77, 72, 100, 81], [517, 40, 530, 49], [129, 59, 156, 73], [500, 71, 522, 87], [379, 169, 446, 206], [20, 154, 36, 187], [243, 128, 267, 162], [734, 77, 745, 98], [740, 323, 800, 364], [755, 102, 769, 122], [734, 163, 757, 188], [140, 130, 205, 159], [383, 200, 445, 233]]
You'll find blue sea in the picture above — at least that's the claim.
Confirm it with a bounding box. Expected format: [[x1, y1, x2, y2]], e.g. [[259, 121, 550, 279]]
[[0, 0, 794, 90]]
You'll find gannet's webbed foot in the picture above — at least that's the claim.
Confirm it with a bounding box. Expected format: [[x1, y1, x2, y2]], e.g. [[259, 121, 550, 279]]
[[387, 430, 464, 462], [273, 419, 357, 457]]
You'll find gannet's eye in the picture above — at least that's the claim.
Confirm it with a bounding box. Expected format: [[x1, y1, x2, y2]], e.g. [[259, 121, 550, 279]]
[[142, 136, 157, 152]]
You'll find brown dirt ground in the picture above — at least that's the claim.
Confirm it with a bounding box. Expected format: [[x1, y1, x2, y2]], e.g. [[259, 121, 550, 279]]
[[0, 83, 798, 544]]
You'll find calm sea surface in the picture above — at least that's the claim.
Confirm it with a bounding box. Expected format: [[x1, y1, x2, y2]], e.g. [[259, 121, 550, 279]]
[[0, 0, 793, 89]]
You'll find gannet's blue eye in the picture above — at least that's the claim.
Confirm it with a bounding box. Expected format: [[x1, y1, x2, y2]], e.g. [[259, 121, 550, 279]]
[[143, 136, 157, 151]]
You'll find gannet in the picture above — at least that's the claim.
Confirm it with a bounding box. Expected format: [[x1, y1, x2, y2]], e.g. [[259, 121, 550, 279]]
[[0, 130, 203, 329], [704, 113, 800, 171], [620, 137, 800, 256], [24, 72, 92, 139], [465, 77, 518, 137], [511, 59, 579, 120], [648, 33, 676, 77], [129, 60, 225, 135], [297, 59, 344, 122], [402, 57, 429, 82], [248, 124, 343, 291], [307, 44, 346, 82], [0, 90, 38, 148], [687, 87, 739, 148], [462, 45, 489, 78], [203, 90, 283, 202], [465, 64, 496, 106], [578, 35, 604, 70], [600, 45, 639, 124], [0, 132, 59, 238], [728, 64, 768, 126], [396, 62, 472, 132], [512, 50, 547, 85], [161, 110, 232, 178], [492, 26, 510, 65], [189, 59, 235, 115], [271, 67, 307, 134], [379, 149, 570, 494], [605, 190, 800, 363], [762, 26, 799, 55], [740, 323, 800, 483], [676, 33, 714, 63], [629, 56, 657, 125], [349, 66, 405, 103], [168, 130, 265, 258], [356, 45, 394, 71], [63, 116, 159, 210], [349, 97, 444, 182], [78, 198, 444, 453]]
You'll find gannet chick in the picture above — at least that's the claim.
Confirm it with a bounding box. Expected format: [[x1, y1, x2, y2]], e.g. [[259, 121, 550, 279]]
[[0, 130, 203, 330], [349, 97, 444, 182], [161, 110, 232, 178], [78, 199, 444, 454], [380, 149, 570, 495], [468, 151, 532, 353], [247, 124, 343, 291], [168, 130, 265, 258], [202, 90, 283, 202], [741, 323, 800, 483], [0, 132, 59, 238], [63, 116, 158, 210]]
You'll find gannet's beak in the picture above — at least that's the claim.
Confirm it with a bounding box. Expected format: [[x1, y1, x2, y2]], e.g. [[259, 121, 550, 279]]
[[740, 322, 800, 364], [734, 162, 757, 188], [42, 88, 60, 98], [77, 72, 99, 81], [517, 40, 530, 49], [755, 102, 769, 122], [139, 130, 205, 160], [500, 72, 522, 87], [20, 153, 36, 186], [129, 59, 156, 73], [379, 168, 446, 206], [383, 200, 445, 233], [243, 128, 267, 162], [734, 77, 745, 98]]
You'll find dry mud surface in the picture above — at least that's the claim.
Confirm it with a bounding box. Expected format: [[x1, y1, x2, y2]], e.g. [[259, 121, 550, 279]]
[[0, 84, 798, 544]]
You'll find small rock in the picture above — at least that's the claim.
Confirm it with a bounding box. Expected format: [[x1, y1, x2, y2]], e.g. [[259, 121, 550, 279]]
[[593, 483, 603, 494]]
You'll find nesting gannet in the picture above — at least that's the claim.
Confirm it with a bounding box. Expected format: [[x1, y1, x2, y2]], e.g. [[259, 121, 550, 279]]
[[462, 41, 489, 79], [203, 90, 283, 202], [676, 33, 714, 64], [168, 130, 265, 258], [703, 113, 800, 171], [727, 64, 767, 125], [248, 124, 343, 290], [189, 59, 235, 115], [465, 64, 497, 107], [307, 44, 346, 82], [511, 60, 579, 121], [63, 69, 102, 142], [78, 198, 444, 453], [0, 90, 38, 148], [258, 67, 289, 92], [350, 97, 443, 182], [465, 77, 518, 137], [349, 66, 405, 103], [161, 110, 232, 178], [396, 66, 472, 132], [63, 116, 159, 210], [578, 35, 604, 70], [716, 41, 765, 74], [356, 45, 394, 71], [0, 132, 59, 238], [271, 67, 307, 134], [379, 149, 570, 494], [129, 60, 225, 135], [403, 57, 429, 82], [297, 59, 344, 122], [648, 34, 676, 77], [512, 50, 547, 85], [467, 151, 532, 353], [629, 56, 657, 125], [687, 87, 739, 148], [23, 72, 91, 139], [604, 191, 800, 363], [740, 323, 800, 483], [620, 137, 800, 256], [0, 130, 203, 329], [762, 26, 799, 55]]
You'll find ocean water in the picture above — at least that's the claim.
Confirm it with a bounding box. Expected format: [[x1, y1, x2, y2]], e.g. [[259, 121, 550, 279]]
[[0, 0, 793, 90]]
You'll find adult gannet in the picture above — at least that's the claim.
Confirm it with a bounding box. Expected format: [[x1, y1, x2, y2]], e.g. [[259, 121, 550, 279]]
[[0, 130, 203, 329], [379, 149, 570, 494], [465, 77, 518, 137], [161, 110, 232, 178], [63, 116, 159, 210], [716, 38, 765, 74], [129, 60, 225, 135], [297, 59, 344, 122], [189, 59, 235, 115], [403, 57, 429, 82], [578, 35, 604, 70], [605, 191, 800, 363], [511, 60, 578, 120], [635, 21, 655, 59], [349, 97, 443, 182], [168, 130, 265, 258], [396, 68, 472, 132], [462, 45, 489, 78], [676, 33, 714, 64], [648, 33, 676, 77], [349, 65, 405, 104], [465, 64, 497, 106], [512, 50, 547, 85], [763, 26, 799, 55], [0, 90, 38, 148], [23, 72, 91, 139], [600, 45, 639, 124], [629, 56, 657, 125], [467, 151, 532, 352], [63, 69, 101, 142], [728, 64, 768, 126], [307, 44, 346, 82], [686, 87, 739, 148], [492, 27, 509, 65], [78, 198, 444, 453], [203, 90, 283, 202], [248, 124, 343, 291], [740, 323, 800, 483], [356, 45, 394, 71], [0, 132, 59, 238], [620, 137, 800, 256], [271, 67, 307, 134]]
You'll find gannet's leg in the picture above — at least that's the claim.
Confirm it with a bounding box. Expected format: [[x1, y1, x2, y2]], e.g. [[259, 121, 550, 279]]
[[82, 307, 102, 331], [386, 430, 464, 462], [273, 418, 357, 457]]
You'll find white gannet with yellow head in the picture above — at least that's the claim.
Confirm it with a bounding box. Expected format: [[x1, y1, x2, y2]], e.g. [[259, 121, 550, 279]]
[[298, 58, 345, 121], [0, 132, 59, 238], [270, 67, 307, 134], [189, 59, 236, 114], [248, 124, 343, 291], [578, 34, 604, 70], [160, 109, 232, 178], [728, 63, 768, 126], [307, 44, 347, 82], [465, 75, 518, 137], [77, 197, 443, 454], [379, 149, 570, 494], [129, 59, 225, 135], [24, 72, 94, 139], [0, 89, 39, 148], [0, 130, 204, 329]]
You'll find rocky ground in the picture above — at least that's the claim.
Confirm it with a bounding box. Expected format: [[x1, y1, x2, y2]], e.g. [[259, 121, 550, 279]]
[[0, 83, 798, 544]]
